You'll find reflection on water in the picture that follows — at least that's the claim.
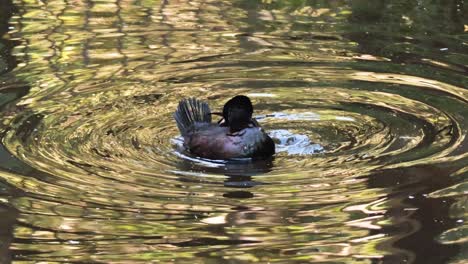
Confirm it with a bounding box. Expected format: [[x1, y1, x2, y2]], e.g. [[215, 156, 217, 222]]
[[0, 0, 467, 263]]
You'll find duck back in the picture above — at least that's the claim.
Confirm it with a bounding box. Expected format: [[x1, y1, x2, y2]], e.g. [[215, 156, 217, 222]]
[[185, 123, 274, 159]]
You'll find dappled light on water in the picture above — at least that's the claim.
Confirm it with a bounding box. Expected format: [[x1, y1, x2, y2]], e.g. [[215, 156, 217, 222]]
[[0, 0, 467, 263]]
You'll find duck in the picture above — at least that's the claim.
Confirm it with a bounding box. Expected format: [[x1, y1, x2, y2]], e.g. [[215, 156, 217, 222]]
[[174, 95, 275, 160]]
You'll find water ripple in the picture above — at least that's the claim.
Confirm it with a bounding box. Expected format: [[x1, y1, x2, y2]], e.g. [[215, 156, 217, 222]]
[[0, 0, 467, 263]]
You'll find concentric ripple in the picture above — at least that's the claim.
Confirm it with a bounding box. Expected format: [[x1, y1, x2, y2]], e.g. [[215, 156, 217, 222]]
[[0, 0, 467, 263], [5, 83, 463, 179]]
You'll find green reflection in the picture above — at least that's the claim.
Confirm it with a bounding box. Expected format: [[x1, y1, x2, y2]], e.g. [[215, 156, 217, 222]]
[[0, 0, 466, 263]]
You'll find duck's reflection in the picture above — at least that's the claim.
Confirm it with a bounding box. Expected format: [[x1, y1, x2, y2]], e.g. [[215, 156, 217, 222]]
[[222, 158, 273, 197]]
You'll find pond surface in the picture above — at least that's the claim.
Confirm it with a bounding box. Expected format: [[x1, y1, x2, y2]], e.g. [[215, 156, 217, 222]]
[[0, 0, 467, 263]]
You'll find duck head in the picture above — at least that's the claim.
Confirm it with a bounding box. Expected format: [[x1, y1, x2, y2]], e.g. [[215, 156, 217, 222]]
[[222, 95, 254, 132]]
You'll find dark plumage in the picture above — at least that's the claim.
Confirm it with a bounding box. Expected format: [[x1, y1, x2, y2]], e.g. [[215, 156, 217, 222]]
[[174, 96, 275, 160]]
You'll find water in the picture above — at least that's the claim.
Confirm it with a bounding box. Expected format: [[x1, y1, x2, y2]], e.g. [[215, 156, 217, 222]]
[[0, 0, 467, 263]]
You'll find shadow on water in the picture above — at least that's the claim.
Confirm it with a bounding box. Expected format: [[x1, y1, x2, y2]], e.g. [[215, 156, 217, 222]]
[[368, 165, 461, 264], [0, 0, 32, 173]]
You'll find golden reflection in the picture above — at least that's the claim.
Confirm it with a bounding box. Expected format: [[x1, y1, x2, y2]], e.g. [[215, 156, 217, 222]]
[[0, 0, 466, 263]]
